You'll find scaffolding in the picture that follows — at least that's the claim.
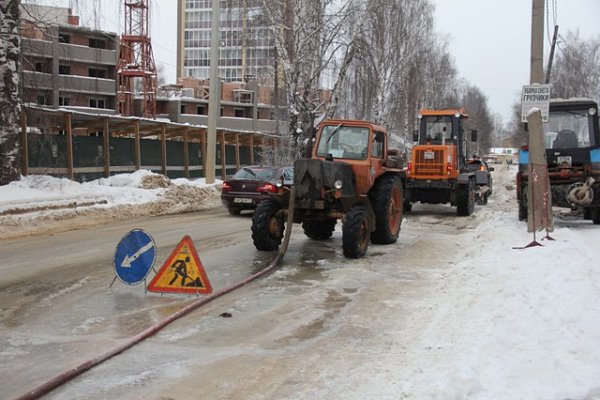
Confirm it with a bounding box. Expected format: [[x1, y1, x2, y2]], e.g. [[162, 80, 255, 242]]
[[117, 0, 157, 118]]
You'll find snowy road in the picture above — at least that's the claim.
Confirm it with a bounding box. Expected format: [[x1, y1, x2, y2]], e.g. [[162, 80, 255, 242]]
[[2, 165, 600, 400]]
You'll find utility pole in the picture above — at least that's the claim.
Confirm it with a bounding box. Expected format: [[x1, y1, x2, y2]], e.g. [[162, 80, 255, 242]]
[[206, 0, 220, 183], [525, 0, 554, 241], [241, 0, 247, 80], [530, 0, 544, 85], [545, 25, 559, 84]]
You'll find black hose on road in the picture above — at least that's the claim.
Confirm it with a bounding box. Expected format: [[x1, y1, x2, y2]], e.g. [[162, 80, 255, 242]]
[[14, 188, 297, 400]]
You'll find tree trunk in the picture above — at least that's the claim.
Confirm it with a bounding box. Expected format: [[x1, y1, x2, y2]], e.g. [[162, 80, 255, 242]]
[[0, 0, 21, 185]]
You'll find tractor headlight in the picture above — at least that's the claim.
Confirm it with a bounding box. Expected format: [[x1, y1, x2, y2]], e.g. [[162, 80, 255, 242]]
[[455, 112, 461, 118], [334, 180, 343, 190], [589, 108, 597, 116], [276, 181, 283, 188]]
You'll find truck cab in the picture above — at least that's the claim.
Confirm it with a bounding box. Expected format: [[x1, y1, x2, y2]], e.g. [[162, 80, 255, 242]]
[[405, 108, 478, 216]]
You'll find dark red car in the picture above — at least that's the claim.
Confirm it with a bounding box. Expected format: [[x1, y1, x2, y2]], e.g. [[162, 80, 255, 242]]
[[221, 165, 294, 215]]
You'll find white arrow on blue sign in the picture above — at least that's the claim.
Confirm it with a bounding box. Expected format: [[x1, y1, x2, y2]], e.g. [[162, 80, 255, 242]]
[[114, 229, 157, 285]]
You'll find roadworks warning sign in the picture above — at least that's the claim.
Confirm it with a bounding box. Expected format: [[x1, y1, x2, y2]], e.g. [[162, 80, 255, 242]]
[[147, 235, 213, 295]]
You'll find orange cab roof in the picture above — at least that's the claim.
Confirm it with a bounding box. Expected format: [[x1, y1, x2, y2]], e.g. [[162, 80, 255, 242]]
[[319, 119, 387, 133], [419, 108, 468, 118]]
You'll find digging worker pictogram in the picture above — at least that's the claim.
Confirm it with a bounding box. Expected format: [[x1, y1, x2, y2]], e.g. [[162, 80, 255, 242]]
[[169, 256, 191, 286]]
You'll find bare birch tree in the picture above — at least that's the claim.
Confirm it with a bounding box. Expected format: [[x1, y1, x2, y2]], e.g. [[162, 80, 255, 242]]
[[336, 0, 461, 145], [461, 85, 494, 155], [261, 0, 362, 161], [550, 31, 600, 103], [0, 0, 21, 185]]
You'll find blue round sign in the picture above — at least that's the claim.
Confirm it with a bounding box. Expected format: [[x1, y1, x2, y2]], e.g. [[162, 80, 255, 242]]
[[113, 229, 157, 285]]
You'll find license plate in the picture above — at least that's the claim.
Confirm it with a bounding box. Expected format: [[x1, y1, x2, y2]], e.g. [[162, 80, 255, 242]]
[[233, 197, 252, 204], [557, 156, 572, 166], [424, 151, 435, 160]]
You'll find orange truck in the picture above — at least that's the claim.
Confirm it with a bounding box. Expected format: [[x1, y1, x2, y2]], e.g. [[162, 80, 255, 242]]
[[404, 108, 479, 216]]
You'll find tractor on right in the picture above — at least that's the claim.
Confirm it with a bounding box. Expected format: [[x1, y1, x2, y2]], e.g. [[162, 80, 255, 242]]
[[516, 98, 600, 223]]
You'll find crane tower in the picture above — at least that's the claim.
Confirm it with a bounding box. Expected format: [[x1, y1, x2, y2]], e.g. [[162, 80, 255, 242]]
[[117, 0, 157, 118]]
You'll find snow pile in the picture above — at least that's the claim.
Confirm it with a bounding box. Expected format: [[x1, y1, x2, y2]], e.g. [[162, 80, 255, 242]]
[[0, 171, 223, 239]]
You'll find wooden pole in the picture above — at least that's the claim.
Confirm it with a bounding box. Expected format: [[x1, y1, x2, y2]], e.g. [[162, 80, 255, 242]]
[[134, 120, 141, 170], [65, 112, 74, 180], [183, 128, 190, 178], [235, 132, 240, 170], [20, 111, 28, 176], [103, 117, 110, 178], [161, 124, 167, 176], [220, 130, 226, 180], [249, 133, 255, 165]]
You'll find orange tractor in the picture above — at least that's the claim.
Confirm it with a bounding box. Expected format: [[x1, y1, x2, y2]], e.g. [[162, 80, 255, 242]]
[[251, 119, 405, 258], [404, 108, 479, 216]]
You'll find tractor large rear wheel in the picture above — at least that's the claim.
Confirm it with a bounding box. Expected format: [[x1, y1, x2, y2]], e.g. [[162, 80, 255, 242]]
[[303, 219, 336, 240], [251, 200, 285, 251], [456, 179, 475, 216], [342, 206, 370, 259], [370, 175, 403, 244]]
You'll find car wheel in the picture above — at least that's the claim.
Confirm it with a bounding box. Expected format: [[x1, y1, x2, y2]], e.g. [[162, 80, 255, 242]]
[[228, 206, 242, 216]]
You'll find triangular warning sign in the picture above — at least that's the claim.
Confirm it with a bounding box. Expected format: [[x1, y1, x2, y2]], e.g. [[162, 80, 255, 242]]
[[147, 235, 213, 295]]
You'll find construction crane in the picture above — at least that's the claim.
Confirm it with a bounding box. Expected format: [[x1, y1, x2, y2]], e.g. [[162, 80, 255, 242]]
[[117, 0, 157, 118]]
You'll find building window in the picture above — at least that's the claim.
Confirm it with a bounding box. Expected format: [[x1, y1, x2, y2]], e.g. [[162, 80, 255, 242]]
[[89, 68, 106, 78], [35, 62, 43, 72], [59, 97, 71, 106], [234, 108, 246, 118], [181, 105, 186, 114], [89, 98, 106, 108], [58, 65, 71, 75], [197, 105, 206, 115], [58, 33, 70, 43], [89, 38, 105, 49], [37, 95, 46, 105]]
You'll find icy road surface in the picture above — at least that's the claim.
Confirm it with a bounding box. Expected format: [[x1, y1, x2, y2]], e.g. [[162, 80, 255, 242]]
[[1, 164, 600, 400]]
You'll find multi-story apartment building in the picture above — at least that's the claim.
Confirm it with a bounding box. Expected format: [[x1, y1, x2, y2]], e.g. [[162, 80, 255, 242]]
[[19, 5, 119, 114], [176, 0, 275, 84]]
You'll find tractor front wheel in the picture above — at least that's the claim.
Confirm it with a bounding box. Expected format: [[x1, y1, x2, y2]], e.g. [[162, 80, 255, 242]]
[[370, 175, 403, 244], [251, 200, 285, 251], [342, 206, 370, 259], [457, 179, 475, 216]]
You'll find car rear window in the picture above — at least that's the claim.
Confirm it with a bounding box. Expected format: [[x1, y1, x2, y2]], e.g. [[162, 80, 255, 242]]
[[467, 161, 483, 171], [232, 167, 276, 180]]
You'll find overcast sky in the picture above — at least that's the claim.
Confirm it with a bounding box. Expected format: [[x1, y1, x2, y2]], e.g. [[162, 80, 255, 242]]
[[433, 0, 600, 121], [37, 0, 600, 123]]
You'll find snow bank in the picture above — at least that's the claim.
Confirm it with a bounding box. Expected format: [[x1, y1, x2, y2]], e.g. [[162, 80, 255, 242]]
[[0, 171, 223, 239]]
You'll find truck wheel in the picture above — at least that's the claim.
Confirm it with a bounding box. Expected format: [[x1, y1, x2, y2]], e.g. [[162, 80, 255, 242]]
[[342, 206, 369, 258], [518, 186, 528, 221], [592, 208, 600, 225], [403, 198, 412, 212], [456, 179, 475, 216], [303, 219, 336, 240], [228, 206, 242, 216], [478, 192, 489, 205], [251, 200, 284, 251], [370, 175, 403, 244]]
